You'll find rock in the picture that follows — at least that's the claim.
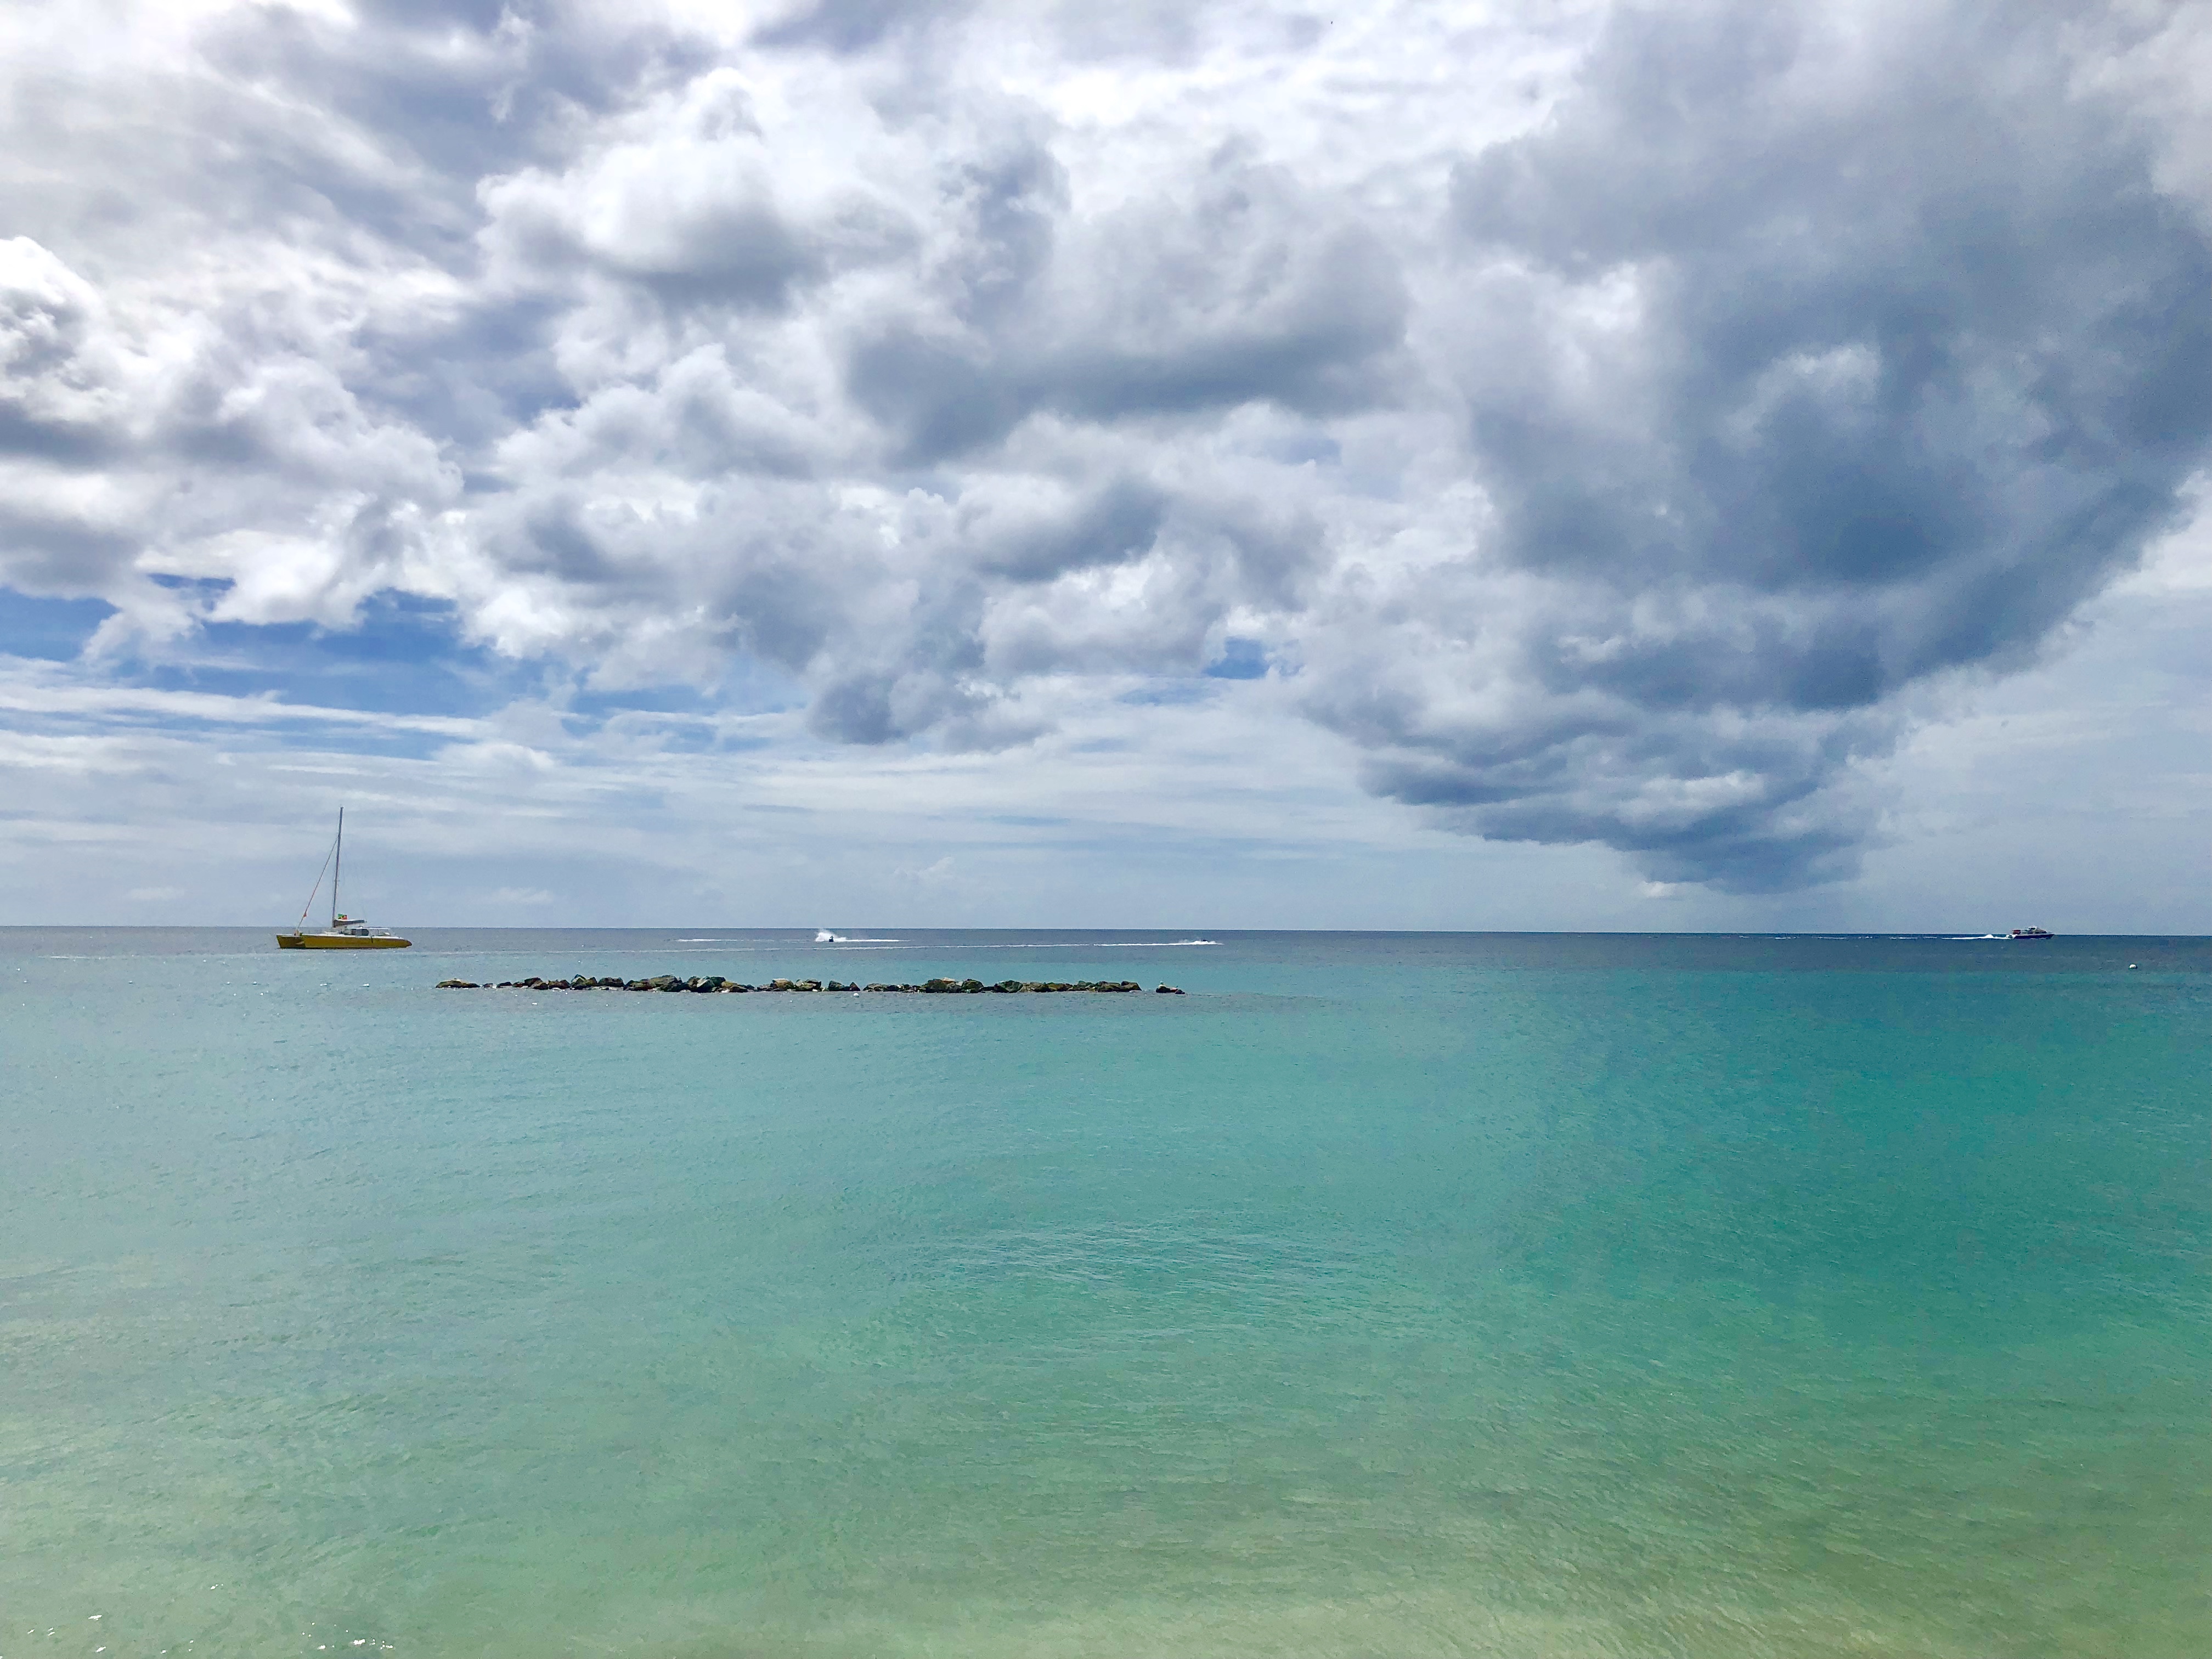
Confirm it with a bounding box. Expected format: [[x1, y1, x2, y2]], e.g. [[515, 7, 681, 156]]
[[444, 969, 1189, 998]]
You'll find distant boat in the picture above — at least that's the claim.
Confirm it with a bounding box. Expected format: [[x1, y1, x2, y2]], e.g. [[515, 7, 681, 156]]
[[816, 929, 838, 943], [2008, 927, 2053, 941], [275, 810, 411, 950]]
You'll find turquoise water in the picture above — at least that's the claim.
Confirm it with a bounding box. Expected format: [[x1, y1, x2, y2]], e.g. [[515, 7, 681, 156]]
[[3, 929, 2205, 1658]]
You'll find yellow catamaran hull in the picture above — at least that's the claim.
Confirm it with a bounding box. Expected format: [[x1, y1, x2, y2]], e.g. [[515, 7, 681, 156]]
[[280, 809, 412, 949]]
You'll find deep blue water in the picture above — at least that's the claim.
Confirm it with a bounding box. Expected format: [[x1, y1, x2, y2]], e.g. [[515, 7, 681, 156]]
[[3, 929, 2205, 1657]]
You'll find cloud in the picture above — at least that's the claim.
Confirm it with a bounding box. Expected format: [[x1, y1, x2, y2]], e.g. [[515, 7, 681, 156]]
[[1313, 0, 2210, 888], [0, 0, 2204, 895]]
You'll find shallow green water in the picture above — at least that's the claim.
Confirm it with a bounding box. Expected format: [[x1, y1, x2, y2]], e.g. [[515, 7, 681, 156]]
[[3, 929, 2205, 1657]]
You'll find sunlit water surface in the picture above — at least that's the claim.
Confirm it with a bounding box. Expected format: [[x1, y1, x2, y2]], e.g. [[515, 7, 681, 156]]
[[3, 929, 2205, 1658]]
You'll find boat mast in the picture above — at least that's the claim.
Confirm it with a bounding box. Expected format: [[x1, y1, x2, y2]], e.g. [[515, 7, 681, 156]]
[[331, 808, 343, 927]]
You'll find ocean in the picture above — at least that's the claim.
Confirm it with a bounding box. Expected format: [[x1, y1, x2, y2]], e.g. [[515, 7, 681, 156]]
[[3, 929, 2205, 1658]]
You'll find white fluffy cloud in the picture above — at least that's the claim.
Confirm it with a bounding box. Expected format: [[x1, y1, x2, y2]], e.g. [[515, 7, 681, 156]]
[[1, 0, 2205, 894]]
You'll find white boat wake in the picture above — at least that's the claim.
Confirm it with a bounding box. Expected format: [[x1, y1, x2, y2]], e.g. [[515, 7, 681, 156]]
[[681, 934, 1211, 949], [940, 939, 1220, 949]]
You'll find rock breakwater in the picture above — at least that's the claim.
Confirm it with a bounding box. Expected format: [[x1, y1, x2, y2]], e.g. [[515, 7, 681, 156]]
[[436, 976, 1187, 994]]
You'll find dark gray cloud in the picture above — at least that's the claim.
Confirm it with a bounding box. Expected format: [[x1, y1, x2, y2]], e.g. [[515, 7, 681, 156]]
[[755, 0, 970, 54], [1310, 0, 2211, 889], [970, 477, 1167, 583], [848, 144, 1407, 464]]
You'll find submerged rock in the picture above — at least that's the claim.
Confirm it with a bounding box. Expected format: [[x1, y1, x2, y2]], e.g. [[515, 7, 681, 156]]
[[1155, 984, 1185, 994], [436, 979, 479, 989]]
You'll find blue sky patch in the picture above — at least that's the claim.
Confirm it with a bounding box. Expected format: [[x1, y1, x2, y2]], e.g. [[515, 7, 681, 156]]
[[0, 592, 115, 661], [1203, 638, 1270, 680]]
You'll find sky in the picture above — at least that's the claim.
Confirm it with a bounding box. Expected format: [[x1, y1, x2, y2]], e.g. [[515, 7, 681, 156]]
[[1, 0, 2206, 932]]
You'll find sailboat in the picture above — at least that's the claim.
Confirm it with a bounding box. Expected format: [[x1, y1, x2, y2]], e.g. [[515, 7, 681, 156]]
[[275, 809, 412, 949]]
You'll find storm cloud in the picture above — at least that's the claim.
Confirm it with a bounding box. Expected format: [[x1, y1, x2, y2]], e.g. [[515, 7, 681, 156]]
[[0, 0, 2203, 891]]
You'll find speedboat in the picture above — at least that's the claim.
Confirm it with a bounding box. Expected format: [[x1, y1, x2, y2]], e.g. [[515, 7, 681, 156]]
[[2008, 927, 2053, 940]]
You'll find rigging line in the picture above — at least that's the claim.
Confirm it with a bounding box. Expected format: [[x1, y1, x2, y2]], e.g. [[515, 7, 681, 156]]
[[295, 832, 338, 931]]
